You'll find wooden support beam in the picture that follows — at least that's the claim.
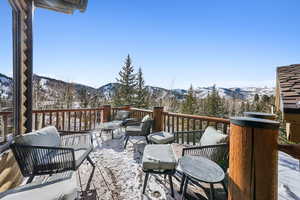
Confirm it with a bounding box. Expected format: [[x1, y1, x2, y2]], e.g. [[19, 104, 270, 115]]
[[228, 117, 279, 200], [11, 0, 33, 135]]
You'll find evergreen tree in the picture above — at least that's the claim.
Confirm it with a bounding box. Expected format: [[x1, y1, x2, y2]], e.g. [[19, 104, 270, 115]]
[[181, 85, 197, 114], [114, 54, 137, 106], [219, 97, 229, 117], [78, 88, 91, 108], [134, 67, 149, 108], [63, 83, 75, 108], [206, 85, 223, 117]]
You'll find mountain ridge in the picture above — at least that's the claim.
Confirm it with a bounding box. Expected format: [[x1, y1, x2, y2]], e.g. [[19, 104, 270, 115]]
[[0, 73, 275, 102]]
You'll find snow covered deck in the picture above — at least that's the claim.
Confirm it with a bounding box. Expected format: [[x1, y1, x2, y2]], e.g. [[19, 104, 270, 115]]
[[77, 130, 300, 200]]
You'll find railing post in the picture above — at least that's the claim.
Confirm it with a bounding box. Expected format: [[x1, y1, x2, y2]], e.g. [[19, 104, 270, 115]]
[[102, 105, 111, 123], [228, 117, 279, 200], [153, 106, 164, 132]]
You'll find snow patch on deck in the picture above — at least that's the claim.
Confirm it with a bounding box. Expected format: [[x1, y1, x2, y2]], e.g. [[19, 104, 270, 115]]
[[79, 130, 300, 200]]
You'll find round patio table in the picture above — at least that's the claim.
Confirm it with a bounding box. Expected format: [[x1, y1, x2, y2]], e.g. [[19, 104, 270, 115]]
[[179, 155, 226, 200]]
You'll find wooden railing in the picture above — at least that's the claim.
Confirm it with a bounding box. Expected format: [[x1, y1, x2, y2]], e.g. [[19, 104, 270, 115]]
[[162, 112, 230, 134], [130, 108, 153, 120], [1, 105, 230, 145], [0, 107, 103, 144], [32, 108, 103, 132], [124, 106, 230, 134]]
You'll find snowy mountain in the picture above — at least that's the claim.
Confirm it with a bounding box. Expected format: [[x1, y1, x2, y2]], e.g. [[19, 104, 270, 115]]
[[0, 73, 275, 104], [0, 73, 12, 99]]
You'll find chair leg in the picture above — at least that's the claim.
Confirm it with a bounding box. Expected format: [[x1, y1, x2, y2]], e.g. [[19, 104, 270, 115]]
[[168, 175, 174, 197], [221, 180, 228, 197], [181, 176, 189, 200], [26, 175, 35, 184], [209, 183, 215, 200], [145, 136, 149, 144], [179, 173, 186, 193], [87, 155, 95, 167], [142, 172, 150, 194], [124, 135, 129, 149]]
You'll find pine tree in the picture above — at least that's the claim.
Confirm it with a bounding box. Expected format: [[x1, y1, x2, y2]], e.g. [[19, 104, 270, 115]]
[[114, 54, 137, 106], [78, 88, 91, 108], [63, 83, 75, 109], [181, 85, 197, 114], [206, 85, 222, 117], [135, 67, 149, 108]]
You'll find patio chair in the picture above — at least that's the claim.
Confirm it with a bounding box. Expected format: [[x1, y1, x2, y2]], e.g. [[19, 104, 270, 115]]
[[123, 116, 153, 149], [110, 110, 132, 127], [10, 126, 95, 183], [176, 126, 229, 197]]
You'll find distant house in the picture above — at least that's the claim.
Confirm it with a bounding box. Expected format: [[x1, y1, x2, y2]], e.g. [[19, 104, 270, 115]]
[[276, 64, 300, 142]]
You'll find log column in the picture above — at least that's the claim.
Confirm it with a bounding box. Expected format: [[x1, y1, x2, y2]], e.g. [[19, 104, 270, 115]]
[[10, 0, 33, 135], [153, 106, 164, 132], [228, 117, 279, 200], [101, 105, 111, 123]]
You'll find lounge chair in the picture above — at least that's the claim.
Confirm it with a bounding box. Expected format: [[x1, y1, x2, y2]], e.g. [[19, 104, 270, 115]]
[[123, 115, 153, 149], [10, 126, 95, 183]]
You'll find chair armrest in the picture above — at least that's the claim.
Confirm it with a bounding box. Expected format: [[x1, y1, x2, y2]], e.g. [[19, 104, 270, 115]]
[[10, 143, 76, 177], [124, 118, 142, 127]]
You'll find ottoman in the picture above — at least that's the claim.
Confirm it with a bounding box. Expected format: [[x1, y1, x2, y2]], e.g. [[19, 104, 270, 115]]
[[142, 144, 177, 197], [148, 131, 175, 144]]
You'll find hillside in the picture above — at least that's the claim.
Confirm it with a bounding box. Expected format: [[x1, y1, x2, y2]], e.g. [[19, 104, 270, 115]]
[[0, 73, 275, 105]]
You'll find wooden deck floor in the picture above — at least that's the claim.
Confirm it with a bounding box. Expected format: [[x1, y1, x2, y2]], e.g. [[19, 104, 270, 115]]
[[76, 131, 227, 200]]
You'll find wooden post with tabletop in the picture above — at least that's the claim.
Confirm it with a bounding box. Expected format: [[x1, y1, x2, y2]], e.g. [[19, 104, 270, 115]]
[[153, 106, 164, 132], [244, 112, 277, 120], [228, 117, 280, 200]]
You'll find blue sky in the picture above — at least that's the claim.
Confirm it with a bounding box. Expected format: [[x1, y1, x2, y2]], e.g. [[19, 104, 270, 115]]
[[1, 0, 300, 89]]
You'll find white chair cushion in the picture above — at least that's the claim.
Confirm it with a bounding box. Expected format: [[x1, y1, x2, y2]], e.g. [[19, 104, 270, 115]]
[[15, 126, 60, 147], [0, 171, 78, 200], [142, 144, 177, 171], [141, 114, 151, 123], [200, 126, 228, 146], [148, 132, 174, 144]]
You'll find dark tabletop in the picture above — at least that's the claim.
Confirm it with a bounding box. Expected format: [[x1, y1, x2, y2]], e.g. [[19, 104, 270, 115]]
[[179, 155, 225, 183]]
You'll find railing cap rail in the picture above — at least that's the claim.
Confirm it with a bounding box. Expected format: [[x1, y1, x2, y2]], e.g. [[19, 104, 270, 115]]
[[164, 111, 230, 124], [130, 107, 153, 113]]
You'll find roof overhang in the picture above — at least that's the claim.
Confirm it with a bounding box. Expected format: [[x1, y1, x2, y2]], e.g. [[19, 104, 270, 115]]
[[276, 64, 300, 115], [34, 0, 88, 14]]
